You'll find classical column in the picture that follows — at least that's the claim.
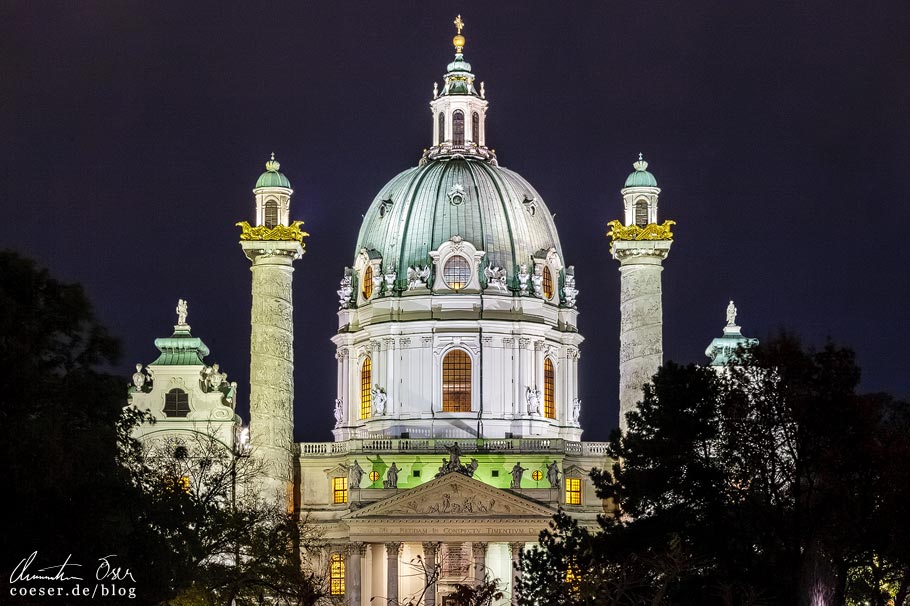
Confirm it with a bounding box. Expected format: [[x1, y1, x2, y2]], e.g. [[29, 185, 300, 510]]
[[348, 542, 366, 606], [509, 542, 523, 606], [386, 542, 401, 604], [472, 542, 487, 583], [422, 542, 440, 606]]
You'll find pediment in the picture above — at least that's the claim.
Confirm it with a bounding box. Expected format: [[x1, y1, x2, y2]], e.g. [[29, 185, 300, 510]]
[[344, 472, 555, 519]]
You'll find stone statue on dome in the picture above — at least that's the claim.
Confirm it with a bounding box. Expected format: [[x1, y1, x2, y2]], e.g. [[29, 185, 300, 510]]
[[726, 300, 738, 326], [371, 386, 387, 416], [526, 386, 542, 415], [333, 399, 344, 426]]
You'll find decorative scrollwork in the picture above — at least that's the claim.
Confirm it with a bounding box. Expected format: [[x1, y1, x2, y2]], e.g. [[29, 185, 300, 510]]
[[236, 220, 309, 243], [606, 219, 675, 244]]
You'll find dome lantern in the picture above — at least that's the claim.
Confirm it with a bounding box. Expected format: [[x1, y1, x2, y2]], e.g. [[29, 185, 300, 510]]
[[252, 153, 293, 229]]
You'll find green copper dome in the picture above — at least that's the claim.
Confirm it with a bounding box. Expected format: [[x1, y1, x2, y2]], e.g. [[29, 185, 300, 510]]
[[355, 157, 563, 288], [623, 154, 658, 188], [254, 153, 292, 189]]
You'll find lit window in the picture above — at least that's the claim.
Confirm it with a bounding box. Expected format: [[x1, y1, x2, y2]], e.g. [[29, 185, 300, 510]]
[[443, 256, 471, 291], [438, 112, 445, 144], [163, 388, 189, 417], [635, 200, 648, 227], [264, 199, 278, 228], [362, 266, 374, 299], [333, 477, 348, 504], [544, 358, 555, 419], [565, 478, 581, 505], [472, 112, 479, 143], [369, 470, 380, 482], [330, 553, 345, 596], [542, 267, 554, 300], [442, 349, 471, 412], [452, 110, 465, 146], [360, 358, 372, 419]]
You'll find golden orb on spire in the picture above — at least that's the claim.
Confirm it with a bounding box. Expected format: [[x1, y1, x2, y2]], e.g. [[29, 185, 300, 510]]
[[453, 15, 465, 52]]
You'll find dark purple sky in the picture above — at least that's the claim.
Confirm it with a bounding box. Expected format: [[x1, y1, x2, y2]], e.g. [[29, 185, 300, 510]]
[[4, 2, 909, 442]]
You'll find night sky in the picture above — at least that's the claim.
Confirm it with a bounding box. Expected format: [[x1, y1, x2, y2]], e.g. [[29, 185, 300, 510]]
[[4, 2, 908, 443]]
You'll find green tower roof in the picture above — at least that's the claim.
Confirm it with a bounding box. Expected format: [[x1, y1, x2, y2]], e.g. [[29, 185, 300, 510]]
[[152, 327, 210, 365], [255, 153, 291, 189], [624, 154, 658, 188]]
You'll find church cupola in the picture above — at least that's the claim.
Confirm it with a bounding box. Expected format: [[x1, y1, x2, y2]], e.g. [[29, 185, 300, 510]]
[[252, 153, 293, 228], [621, 154, 661, 227], [425, 15, 494, 163]]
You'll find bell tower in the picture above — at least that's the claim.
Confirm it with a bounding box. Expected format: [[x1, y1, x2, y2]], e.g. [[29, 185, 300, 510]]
[[607, 155, 676, 432], [237, 154, 309, 500]]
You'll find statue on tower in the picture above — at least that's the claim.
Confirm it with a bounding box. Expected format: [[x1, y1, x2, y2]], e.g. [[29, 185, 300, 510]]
[[176, 299, 188, 326], [726, 300, 738, 327]]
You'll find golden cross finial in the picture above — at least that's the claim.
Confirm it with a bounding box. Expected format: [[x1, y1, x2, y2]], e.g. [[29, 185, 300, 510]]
[[454, 15, 464, 35]]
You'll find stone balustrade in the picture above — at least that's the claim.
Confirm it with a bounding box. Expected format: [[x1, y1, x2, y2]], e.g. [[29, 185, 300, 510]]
[[298, 437, 610, 457]]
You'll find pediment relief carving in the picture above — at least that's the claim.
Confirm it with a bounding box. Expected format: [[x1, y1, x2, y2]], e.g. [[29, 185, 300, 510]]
[[345, 472, 554, 519]]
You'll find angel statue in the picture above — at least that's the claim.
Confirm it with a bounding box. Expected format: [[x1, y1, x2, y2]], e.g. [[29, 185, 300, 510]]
[[407, 265, 431, 290], [484, 265, 507, 292]]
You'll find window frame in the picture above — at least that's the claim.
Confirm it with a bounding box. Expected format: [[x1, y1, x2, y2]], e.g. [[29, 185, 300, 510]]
[[452, 110, 465, 146], [332, 476, 348, 504], [565, 477, 582, 505], [442, 255, 471, 291], [362, 266, 374, 300], [438, 111, 445, 145], [329, 552, 345, 596], [442, 348, 472, 413], [543, 357, 556, 419], [163, 388, 190, 418], [264, 199, 279, 228], [635, 199, 649, 227], [360, 358, 372, 419]]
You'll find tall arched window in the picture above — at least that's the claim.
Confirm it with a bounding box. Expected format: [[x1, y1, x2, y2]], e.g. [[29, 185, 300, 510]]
[[264, 199, 279, 228], [163, 388, 190, 417], [442, 349, 471, 412], [438, 112, 445, 145], [360, 358, 372, 419], [329, 553, 345, 596], [635, 200, 649, 227], [542, 267, 554, 300], [544, 358, 555, 419], [452, 110, 465, 146], [471, 112, 479, 144], [362, 266, 374, 300]]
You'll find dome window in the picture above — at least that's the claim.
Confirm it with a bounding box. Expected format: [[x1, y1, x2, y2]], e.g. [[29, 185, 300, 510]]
[[543, 267, 554, 300], [452, 110, 465, 146], [443, 255, 471, 291], [163, 388, 189, 417], [264, 199, 279, 228], [442, 349, 471, 412], [471, 112, 479, 144], [544, 358, 555, 419], [438, 112, 445, 145], [362, 266, 374, 299]]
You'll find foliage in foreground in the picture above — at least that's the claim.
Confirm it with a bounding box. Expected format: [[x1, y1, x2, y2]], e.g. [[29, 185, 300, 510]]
[[518, 334, 910, 606]]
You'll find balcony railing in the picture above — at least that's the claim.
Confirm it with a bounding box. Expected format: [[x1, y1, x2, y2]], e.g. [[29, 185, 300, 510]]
[[298, 438, 610, 458]]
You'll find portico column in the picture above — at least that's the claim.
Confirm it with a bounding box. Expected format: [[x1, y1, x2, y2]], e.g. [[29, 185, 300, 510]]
[[348, 542, 365, 606], [422, 542, 440, 606], [472, 542, 487, 583], [509, 542, 523, 606], [386, 542, 401, 604]]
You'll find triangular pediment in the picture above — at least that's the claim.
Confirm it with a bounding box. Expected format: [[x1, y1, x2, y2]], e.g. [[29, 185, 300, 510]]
[[344, 472, 556, 519]]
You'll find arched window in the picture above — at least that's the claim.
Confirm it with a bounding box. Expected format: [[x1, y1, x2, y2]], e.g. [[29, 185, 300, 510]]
[[360, 358, 372, 419], [544, 358, 555, 419], [542, 267, 554, 300], [452, 110, 465, 146], [163, 388, 189, 417], [330, 553, 345, 596], [472, 112, 480, 144], [635, 200, 649, 227], [264, 199, 279, 228], [362, 266, 373, 300], [442, 349, 471, 412], [443, 255, 471, 291], [438, 112, 445, 145]]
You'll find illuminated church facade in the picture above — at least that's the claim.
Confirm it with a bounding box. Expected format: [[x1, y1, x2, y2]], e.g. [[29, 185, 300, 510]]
[[128, 17, 750, 606]]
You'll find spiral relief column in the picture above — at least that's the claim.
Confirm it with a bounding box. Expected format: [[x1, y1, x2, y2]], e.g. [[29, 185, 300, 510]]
[[238, 155, 308, 500], [607, 155, 674, 432]]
